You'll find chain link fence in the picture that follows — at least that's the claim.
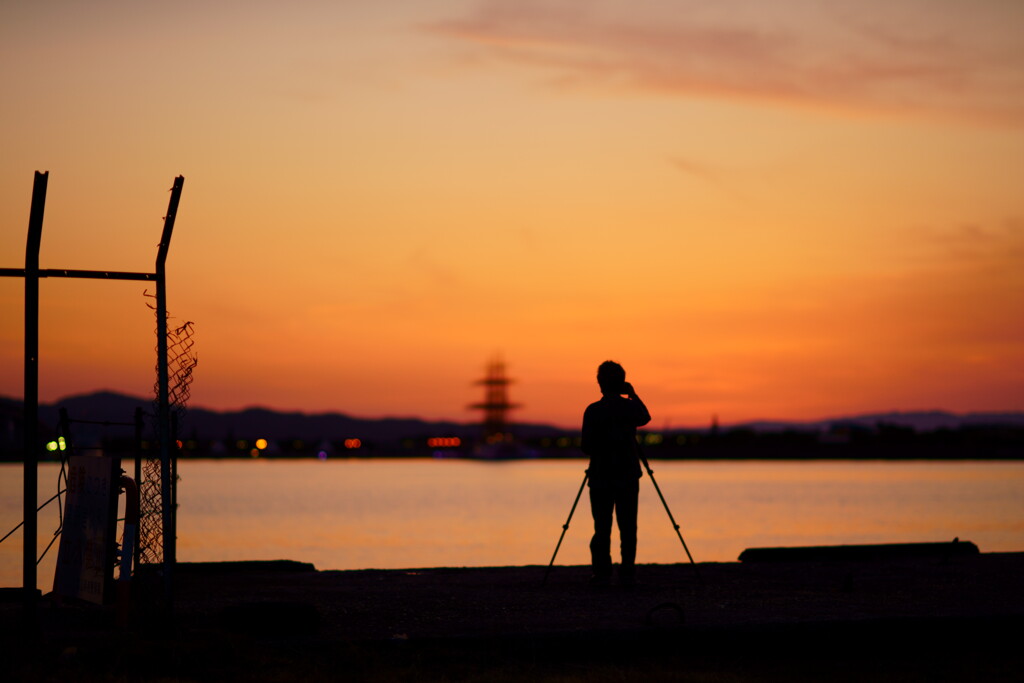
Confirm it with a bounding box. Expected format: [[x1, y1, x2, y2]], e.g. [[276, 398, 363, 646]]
[[139, 294, 197, 567]]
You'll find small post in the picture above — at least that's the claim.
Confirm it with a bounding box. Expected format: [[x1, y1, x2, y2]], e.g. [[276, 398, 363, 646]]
[[133, 406, 144, 571], [23, 170, 48, 616], [171, 411, 179, 524], [58, 408, 71, 445]]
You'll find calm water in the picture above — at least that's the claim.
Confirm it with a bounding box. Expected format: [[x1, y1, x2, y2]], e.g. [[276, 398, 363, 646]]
[[2, 459, 1023, 588]]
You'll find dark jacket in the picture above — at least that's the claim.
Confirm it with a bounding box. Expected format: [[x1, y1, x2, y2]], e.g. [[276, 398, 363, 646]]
[[581, 395, 651, 486]]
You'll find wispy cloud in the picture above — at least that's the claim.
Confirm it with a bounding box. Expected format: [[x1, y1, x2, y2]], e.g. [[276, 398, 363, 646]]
[[668, 156, 754, 202], [917, 218, 1024, 269], [429, 0, 1024, 126], [670, 157, 726, 185]]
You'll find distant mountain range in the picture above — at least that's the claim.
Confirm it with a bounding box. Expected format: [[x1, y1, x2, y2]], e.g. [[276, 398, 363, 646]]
[[2, 391, 1023, 447], [0, 391, 563, 447], [739, 411, 1024, 433]]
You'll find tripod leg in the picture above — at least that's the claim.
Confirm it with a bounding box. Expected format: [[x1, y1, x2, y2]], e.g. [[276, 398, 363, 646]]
[[642, 460, 702, 582], [542, 470, 588, 586]]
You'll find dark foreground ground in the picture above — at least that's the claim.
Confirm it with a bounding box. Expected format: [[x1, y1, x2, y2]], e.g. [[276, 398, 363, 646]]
[[2, 552, 1023, 682]]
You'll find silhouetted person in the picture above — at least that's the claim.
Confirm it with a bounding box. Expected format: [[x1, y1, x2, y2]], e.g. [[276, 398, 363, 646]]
[[581, 361, 651, 586]]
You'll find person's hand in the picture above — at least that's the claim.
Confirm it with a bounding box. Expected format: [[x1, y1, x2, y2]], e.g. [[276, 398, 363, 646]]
[[622, 382, 636, 398]]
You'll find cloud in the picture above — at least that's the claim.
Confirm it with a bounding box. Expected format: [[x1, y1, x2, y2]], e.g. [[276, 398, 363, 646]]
[[669, 156, 755, 202], [406, 245, 462, 289], [907, 218, 1024, 270], [429, 0, 1024, 126], [670, 157, 725, 185]]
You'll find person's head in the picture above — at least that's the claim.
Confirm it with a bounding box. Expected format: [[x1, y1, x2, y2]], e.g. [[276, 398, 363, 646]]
[[596, 360, 626, 396]]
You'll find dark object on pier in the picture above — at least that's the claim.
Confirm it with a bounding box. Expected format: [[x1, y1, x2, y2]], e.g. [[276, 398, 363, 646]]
[[174, 560, 317, 575], [738, 539, 979, 562]]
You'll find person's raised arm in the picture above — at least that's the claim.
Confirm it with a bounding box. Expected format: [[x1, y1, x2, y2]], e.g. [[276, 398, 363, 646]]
[[622, 382, 651, 427]]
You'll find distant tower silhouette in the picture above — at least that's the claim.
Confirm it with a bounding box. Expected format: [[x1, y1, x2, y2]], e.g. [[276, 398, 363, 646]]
[[470, 356, 520, 444]]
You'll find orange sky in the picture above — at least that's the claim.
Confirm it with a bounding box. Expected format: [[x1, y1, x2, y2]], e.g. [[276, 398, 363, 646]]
[[2, 0, 1022, 429]]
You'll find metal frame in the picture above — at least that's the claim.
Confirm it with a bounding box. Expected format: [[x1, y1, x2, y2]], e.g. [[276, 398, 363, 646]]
[[1, 171, 185, 616]]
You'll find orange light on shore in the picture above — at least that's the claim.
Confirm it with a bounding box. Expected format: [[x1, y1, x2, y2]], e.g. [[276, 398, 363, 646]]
[[428, 437, 461, 448], [344, 439, 362, 449]]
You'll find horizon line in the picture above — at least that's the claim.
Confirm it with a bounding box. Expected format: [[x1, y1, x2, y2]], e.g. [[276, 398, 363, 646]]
[[3, 389, 1023, 431]]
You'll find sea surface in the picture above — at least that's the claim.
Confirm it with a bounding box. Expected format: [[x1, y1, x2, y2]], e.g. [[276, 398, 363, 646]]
[[2, 459, 1023, 589]]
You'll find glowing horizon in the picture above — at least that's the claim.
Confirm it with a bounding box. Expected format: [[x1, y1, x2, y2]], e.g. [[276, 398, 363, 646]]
[[2, 1, 1022, 430]]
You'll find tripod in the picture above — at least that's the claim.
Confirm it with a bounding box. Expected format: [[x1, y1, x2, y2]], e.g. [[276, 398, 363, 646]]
[[542, 446, 701, 584], [542, 469, 588, 585], [637, 442, 702, 581]]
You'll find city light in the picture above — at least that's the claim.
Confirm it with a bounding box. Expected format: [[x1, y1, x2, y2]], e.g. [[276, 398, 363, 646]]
[[344, 439, 361, 450], [427, 437, 461, 448]]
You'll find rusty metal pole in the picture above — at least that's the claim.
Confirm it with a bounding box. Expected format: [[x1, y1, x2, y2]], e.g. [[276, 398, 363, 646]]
[[156, 176, 184, 604], [23, 171, 48, 615]]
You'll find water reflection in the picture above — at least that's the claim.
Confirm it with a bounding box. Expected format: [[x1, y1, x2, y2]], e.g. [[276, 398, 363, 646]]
[[1, 459, 1022, 587]]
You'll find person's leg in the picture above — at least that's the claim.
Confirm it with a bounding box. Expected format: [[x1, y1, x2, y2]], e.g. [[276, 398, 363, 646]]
[[589, 485, 614, 580], [615, 481, 639, 582]]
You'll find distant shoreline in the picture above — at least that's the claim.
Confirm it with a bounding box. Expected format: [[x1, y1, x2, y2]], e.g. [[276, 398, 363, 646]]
[[2, 390, 1023, 461], [5, 453, 1024, 465]]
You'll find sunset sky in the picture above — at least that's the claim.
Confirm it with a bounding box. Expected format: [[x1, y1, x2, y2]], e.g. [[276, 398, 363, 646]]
[[2, 0, 1022, 429]]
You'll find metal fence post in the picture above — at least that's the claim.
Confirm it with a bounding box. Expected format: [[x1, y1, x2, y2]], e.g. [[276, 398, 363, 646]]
[[23, 171, 48, 616], [156, 176, 184, 604]]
